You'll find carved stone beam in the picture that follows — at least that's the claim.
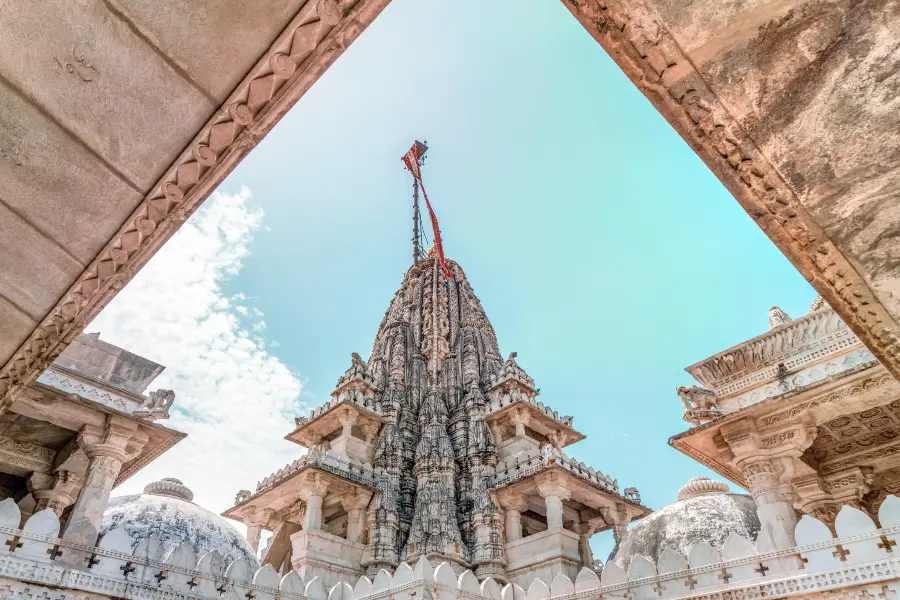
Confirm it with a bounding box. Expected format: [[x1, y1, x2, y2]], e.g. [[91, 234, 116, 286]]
[[0, 434, 55, 476]]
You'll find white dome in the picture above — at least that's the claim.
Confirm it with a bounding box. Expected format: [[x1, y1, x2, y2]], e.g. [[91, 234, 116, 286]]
[[101, 478, 258, 567], [609, 477, 760, 568]]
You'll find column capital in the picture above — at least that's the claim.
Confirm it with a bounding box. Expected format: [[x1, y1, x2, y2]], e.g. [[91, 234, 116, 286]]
[[721, 417, 818, 468], [30, 471, 81, 516], [498, 494, 529, 513], [297, 474, 330, 501], [510, 408, 531, 427], [337, 407, 359, 426], [340, 489, 373, 512], [78, 417, 147, 462], [536, 474, 572, 501]]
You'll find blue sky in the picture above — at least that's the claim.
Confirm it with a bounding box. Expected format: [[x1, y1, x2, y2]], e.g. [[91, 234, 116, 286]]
[[96, 0, 816, 559]]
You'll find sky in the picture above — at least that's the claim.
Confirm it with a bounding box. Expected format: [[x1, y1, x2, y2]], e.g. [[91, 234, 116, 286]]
[[89, 0, 817, 560]]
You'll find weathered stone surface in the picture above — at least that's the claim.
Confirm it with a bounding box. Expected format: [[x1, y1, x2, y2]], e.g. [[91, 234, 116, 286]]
[[110, 0, 309, 102], [0, 79, 144, 265], [0, 299, 36, 361], [0, 202, 82, 320], [0, 0, 216, 190]]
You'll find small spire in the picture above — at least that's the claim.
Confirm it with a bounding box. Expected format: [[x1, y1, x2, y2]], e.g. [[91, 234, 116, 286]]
[[809, 295, 828, 313], [768, 306, 792, 330]]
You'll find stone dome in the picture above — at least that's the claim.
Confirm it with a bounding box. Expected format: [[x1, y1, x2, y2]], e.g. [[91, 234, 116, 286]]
[[101, 478, 258, 568], [608, 477, 760, 568]]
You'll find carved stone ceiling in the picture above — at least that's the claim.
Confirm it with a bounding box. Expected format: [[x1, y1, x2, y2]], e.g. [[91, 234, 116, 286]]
[[805, 401, 900, 475], [0, 0, 390, 407], [2, 0, 900, 409]]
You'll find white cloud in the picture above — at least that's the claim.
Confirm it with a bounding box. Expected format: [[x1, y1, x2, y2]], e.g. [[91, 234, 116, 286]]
[[88, 188, 304, 520]]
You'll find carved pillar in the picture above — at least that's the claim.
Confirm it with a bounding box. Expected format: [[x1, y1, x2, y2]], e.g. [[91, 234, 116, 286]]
[[742, 458, 799, 549], [574, 517, 601, 569], [63, 417, 147, 544], [547, 429, 566, 450], [501, 497, 529, 542], [28, 471, 81, 516], [342, 489, 373, 544], [510, 409, 530, 438], [298, 476, 329, 531], [338, 408, 358, 438], [537, 478, 571, 531], [247, 523, 262, 552], [490, 422, 505, 445], [245, 508, 273, 553]]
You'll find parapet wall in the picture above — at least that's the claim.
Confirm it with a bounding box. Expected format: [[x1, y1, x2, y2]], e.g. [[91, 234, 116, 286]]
[[2, 498, 900, 600]]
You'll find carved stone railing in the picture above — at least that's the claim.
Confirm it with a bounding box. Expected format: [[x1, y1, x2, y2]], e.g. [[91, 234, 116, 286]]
[[4, 498, 900, 600], [0, 499, 310, 600], [312, 497, 900, 600], [255, 446, 377, 493], [485, 388, 574, 429], [491, 446, 618, 494]]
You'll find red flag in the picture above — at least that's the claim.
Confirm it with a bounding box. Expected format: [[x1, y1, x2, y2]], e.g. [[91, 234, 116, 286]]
[[402, 142, 452, 279]]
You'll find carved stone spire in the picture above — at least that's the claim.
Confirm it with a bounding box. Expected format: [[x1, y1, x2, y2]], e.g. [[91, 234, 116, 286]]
[[768, 306, 792, 330], [361, 256, 503, 574]]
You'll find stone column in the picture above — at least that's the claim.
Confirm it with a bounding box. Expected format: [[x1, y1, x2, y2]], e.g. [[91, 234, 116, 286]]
[[742, 458, 798, 549], [502, 497, 529, 542], [338, 408, 358, 438], [298, 476, 330, 531], [342, 489, 372, 544], [722, 418, 817, 552], [490, 422, 505, 445], [63, 417, 147, 544], [247, 523, 262, 552], [28, 471, 81, 516], [537, 479, 571, 531], [510, 409, 530, 438], [574, 518, 601, 569]]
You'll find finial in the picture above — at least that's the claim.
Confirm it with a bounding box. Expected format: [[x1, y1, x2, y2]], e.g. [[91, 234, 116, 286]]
[[677, 476, 729, 500], [144, 477, 194, 502], [768, 306, 792, 330]]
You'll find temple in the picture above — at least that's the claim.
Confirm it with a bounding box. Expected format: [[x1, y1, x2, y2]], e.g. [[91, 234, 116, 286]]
[[224, 254, 649, 587], [1, 252, 900, 600]]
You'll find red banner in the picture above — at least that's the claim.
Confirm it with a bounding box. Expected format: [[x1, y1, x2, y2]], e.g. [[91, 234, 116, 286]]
[[402, 142, 452, 279]]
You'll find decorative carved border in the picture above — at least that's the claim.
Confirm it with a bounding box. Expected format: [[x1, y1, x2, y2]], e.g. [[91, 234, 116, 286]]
[[0, 0, 392, 408], [559, 0, 900, 384]]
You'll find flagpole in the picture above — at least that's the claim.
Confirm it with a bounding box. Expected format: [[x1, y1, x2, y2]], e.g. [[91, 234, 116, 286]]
[[412, 177, 422, 265]]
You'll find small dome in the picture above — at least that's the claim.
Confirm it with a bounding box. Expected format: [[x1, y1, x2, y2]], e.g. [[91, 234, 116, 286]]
[[102, 478, 258, 567], [608, 477, 760, 568]]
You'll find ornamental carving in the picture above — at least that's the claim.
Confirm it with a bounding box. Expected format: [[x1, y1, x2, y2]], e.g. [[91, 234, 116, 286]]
[[761, 374, 895, 427]]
